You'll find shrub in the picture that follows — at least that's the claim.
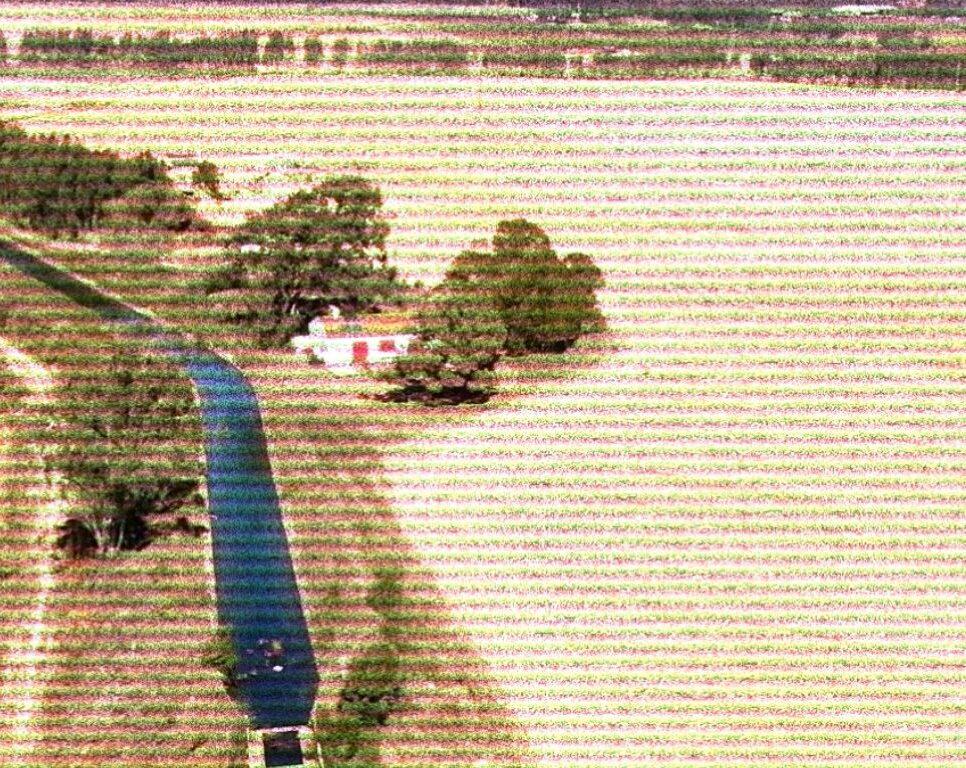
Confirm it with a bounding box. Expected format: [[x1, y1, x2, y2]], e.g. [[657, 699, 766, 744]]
[[380, 277, 506, 404], [191, 160, 224, 200], [201, 626, 239, 691]]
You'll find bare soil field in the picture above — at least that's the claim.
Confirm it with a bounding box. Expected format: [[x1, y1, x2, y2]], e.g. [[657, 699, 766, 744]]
[[0, 73, 964, 766]]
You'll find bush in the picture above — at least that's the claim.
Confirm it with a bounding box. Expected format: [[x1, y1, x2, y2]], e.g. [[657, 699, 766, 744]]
[[201, 626, 239, 691], [380, 277, 506, 404]]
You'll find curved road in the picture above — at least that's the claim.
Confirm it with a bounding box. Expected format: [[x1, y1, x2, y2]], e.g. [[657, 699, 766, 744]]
[[0, 241, 318, 731]]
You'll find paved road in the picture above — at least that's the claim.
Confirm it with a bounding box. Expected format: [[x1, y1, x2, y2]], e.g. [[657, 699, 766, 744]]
[[0, 241, 318, 730]]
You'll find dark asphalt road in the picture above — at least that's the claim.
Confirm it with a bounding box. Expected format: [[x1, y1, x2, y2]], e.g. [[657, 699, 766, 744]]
[[1, 241, 319, 730]]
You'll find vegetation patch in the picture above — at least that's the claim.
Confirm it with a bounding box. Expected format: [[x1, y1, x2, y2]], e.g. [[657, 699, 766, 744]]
[[381, 218, 604, 405], [206, 175, 404, 347], [49, 347, 203, 559], [0, 121, 174, 236]]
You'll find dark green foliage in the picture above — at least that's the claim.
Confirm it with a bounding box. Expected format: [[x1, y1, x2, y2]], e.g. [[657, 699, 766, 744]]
[[451, 219, 605, 355], [0, 122, 173, 235], [20, 28, 102, 67], [50, 348, 203, 559], [362, 38, 469, 74], [331, 38, 350, 71], [383, 218, 603, 404], [210, 175, 402, 347], [483, 47, 567, 77], [191, 160, 224, 200], [651, 7, 775, 28], [101, 182, 200, 233], [304, 35, 324, 66], [20, 28, 258, 74], [201, 626, 239, 691], [877, 31, 932, 51], [262, 31, 294, 66], [381, 277, 506, 404]]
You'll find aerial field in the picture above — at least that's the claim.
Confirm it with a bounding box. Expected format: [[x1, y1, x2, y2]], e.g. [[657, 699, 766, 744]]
[[0, 67, 965, 768]]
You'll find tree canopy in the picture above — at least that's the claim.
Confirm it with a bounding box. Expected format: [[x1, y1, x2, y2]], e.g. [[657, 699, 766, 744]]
[[210, 175, 403, 346], [380, 276, 506, 404], [382, 218, 604, 405], [447, 218, 605, 354], [51, 349, 203, 558], [0, 121, 174, 235]]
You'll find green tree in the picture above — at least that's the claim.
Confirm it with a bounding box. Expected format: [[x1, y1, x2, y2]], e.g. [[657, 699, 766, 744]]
[[304, 35, 323, 67], [51, 349, 203, 558], [101, 181, 199, 232], [449, 218, 605, 354], [331, 38, 350, 71], [210, 175, 401, 346], [381, 277, 506, 404]]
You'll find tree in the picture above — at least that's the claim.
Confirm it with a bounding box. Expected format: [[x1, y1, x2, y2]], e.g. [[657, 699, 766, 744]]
[[51, 349, 203, 558], [0, 122, 172, 235], [380, 277, 506, 404], [562, 251, 607, 334], [331, 38, 350, 71], [304, 36, 323, 67], [448, 219, 605, 354], [262, 31, 292, 66], [210, 175, 401, 346]]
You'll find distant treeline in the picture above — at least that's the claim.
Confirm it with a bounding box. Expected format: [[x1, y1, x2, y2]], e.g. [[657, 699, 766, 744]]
[[18, 29, 259, 72], [0, 121, 170, 234], [2, 24, 965, 90]]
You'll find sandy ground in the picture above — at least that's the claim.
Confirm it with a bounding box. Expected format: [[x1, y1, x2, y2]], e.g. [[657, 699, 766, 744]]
[[382, 322, 966, 766], [0, 337, 61, 767]]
